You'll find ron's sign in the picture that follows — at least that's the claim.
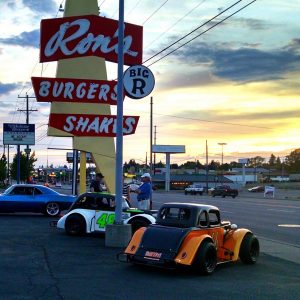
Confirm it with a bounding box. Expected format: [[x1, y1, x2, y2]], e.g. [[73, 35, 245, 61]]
[[40, 15, 143, 66], [3, 123, 35, 145]]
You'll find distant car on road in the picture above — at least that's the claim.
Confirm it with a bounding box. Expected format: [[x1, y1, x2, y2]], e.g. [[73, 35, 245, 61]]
[[184, 185, 204, 195], [0, 184, 76, 216], [211, 185, 238, 198], [53, 192, 157, 236], [248, 186, 264, 193], [121, 202, 259, 275]]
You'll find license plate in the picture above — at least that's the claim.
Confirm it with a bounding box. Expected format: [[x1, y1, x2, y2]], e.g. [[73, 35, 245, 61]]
[[144, 251, 162, 260]]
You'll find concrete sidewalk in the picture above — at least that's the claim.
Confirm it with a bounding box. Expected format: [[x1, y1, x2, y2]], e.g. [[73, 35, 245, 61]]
[[260, 237, 300, 264]]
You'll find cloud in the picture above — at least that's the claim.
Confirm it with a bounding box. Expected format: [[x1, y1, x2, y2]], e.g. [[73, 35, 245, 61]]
[[173, 40, 300, 83], [0, 82, 19, 96], [0, 29, 39, 48], [22, 0, 57, 14], [177, 108, 300, 125]]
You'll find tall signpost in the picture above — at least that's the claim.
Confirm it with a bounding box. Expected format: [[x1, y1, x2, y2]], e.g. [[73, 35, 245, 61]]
[[34, 1, 143, 196]]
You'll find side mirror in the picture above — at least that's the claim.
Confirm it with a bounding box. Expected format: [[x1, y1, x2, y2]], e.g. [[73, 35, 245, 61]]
[[231, 224, 238, 230]]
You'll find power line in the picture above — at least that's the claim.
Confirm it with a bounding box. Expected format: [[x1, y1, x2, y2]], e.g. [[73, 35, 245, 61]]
[[146, 0, 257, 67], [143, 0, 243, 65], [127, 0, 144, 17], [126, 108, 271, 129], [145, 0, 207, 49], [142, 0, 169, 25]]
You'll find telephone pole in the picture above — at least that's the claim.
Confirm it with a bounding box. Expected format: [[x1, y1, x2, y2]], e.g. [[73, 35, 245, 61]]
[[153, 125, 157, 174], [18, 94, 37, 180]]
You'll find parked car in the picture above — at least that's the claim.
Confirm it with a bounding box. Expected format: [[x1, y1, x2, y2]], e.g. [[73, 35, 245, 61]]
[[184, 185, 204, 195], [248, 186, 264, 193], [120, 202, 259, 275], [52, 192, 157, 236], [0, 184, 76, 216], [211, 185, 238, 198]]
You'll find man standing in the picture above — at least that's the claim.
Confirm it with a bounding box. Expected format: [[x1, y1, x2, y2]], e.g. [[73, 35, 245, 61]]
[[90, 172, 105, 192], [134, 173, 152, 210]]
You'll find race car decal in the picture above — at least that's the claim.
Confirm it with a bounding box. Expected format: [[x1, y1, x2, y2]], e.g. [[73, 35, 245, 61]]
[[96, 212, 115, 229]]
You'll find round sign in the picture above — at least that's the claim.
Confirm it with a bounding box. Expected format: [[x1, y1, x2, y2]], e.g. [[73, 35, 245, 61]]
[[123, 65, 155, 99]]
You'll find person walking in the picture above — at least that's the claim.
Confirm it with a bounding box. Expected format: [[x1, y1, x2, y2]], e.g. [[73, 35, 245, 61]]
[[134, 173, 152, 210], [90, 172, 105, 192]]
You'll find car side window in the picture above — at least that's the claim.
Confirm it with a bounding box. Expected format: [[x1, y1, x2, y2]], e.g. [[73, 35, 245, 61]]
[[76, 196, 96, 209], [95, 197, 111, 210], [198, 211, 208, 227], [10, 187, 25, 195], [33, 188, 42, 195], [209, 211, 220, 227]]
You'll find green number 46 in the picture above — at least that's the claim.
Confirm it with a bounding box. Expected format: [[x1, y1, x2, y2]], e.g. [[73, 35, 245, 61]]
[[96, 213, 115, 228]]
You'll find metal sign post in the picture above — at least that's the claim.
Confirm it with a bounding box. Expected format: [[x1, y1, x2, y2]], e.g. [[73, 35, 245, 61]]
[[114, 0, 125, 225]]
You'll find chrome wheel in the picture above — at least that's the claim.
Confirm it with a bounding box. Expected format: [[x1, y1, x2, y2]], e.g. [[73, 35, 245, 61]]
[[46, 202, 60, 217]]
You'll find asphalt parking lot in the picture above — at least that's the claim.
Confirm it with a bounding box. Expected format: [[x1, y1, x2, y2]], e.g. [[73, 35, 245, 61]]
[[1, 213, 300, 300]]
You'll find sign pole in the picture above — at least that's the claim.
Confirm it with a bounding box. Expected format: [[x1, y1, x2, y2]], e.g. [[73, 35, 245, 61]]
[[17, 145, 20, 184], [114, 0, 125, 225]]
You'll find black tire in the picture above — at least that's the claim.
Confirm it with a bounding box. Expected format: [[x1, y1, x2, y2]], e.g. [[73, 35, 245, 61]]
[[232, 195, 236, 198], [199, 192, 203, 195], [193, 241, 217, 275], [65, 214, 86, 236], [239, 233, 259, 264], [129, 217, 150, 234], [185, 191, 188, 195], [44, 202, 60, 217], [222, 195, 226, 198]]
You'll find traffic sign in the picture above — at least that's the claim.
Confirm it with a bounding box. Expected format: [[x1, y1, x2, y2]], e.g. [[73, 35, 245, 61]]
[[123, 65, 155, 99]]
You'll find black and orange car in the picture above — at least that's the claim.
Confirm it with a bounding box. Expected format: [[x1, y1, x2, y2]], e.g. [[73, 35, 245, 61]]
[[120, 202, 259, 275]]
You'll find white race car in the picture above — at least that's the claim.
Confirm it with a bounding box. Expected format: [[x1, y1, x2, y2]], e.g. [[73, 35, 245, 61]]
[[53, 192, 156, 236]]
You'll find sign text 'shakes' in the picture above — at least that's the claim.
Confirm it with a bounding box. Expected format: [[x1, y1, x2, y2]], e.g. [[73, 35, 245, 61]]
[[49, 114, 139, 137], [40, 15, 143, 66]]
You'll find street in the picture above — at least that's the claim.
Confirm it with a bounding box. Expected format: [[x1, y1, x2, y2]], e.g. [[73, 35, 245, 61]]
[[0, 190, 300, 299]]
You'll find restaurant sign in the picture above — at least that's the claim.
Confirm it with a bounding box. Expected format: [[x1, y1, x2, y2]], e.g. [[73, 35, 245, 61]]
[[40, 15, 143, 66], [48, 114, 139, 137], [32, 76, 122, 105]]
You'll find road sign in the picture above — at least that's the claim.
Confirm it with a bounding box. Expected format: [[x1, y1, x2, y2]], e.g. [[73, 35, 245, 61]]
[[3, 123, 35, 145], [123, 65, 155, 99]]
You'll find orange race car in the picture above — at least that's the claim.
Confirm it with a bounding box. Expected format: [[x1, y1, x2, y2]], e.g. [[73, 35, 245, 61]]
[[120, 202, 259, 275]]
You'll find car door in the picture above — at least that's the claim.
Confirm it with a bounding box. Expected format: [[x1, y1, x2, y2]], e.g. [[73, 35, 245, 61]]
[[94, 196, 115, 232], [5, 186, 34, 212]]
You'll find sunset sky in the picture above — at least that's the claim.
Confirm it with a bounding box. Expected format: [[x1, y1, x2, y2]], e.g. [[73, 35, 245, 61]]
[[0, 0, 299, 167]]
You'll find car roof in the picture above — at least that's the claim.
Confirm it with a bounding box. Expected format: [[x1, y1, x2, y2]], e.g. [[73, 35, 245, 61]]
[[162, 202, 219, 211]]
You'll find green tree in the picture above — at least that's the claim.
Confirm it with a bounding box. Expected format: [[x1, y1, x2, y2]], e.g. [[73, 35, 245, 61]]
[[247, 156, 265, 167], [269, 154, 276, 166], [10, 151, 37, 182], [0, 154, 7, 184], [285, 149, 300, 173]]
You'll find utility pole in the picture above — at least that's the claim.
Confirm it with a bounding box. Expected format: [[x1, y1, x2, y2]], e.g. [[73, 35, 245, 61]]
[[218, 142, 227, 185], [18, 94, 37, 181], [206, 140, 209, 193], [153, 125, 157, 175], [150, 96, 153, 175]]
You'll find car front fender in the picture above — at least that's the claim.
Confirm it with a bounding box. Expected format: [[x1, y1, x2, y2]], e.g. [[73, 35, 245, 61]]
[[57, 209, 95, 233]]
